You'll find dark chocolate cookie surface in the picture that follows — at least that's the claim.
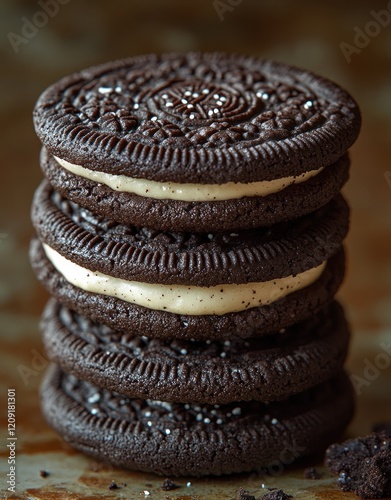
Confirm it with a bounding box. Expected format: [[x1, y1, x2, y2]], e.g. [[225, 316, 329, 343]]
[[34, 52, 360, 184], [42, 300, 350, 404], [41, 365, 355, 476]]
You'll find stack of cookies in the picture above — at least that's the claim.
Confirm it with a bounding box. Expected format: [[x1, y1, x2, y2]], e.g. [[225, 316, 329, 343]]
[[31, 53, 361, 476]]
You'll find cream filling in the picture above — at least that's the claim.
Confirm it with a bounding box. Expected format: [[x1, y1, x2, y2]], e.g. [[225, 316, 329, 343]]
[[54, 156, 323, 202], [43, 244, 326, 316]]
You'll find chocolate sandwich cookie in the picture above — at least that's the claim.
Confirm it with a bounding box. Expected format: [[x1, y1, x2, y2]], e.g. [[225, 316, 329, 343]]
[[41, 365, 355, 476], [42, 300, 349, 404], [33, 53, 360, 232], [31, 181, 348, 339], [39, 149, 350, 233]]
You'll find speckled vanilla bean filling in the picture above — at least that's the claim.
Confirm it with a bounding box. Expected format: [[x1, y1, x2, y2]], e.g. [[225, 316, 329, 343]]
[[54, 156, 323, 202], [43, 243, 326, 316]]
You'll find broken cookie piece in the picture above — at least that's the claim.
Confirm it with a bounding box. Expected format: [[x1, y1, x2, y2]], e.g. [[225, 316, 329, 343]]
[[262, 489, 293, 500], [162, 478, 179, 491], [325, 431, 391, 499], [237, 487, 256, 500], [304, 467, 322, 479]]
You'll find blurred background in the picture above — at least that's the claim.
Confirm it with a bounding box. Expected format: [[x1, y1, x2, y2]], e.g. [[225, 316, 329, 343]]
[[0, 0, 391, 496]]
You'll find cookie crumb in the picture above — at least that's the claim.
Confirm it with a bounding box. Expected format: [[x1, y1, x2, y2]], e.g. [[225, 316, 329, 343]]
[[261, 489, 293, 500], [108, 481, 119, 490], [162, 478, 179, 491], [39, 470, 49, 478], [304, 467, 322, 479], [325, 430, 391, 499], [237, 487, 256, 500]]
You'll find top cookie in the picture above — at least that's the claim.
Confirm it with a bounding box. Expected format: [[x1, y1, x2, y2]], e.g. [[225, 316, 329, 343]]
[[34, 53, 360, 231]]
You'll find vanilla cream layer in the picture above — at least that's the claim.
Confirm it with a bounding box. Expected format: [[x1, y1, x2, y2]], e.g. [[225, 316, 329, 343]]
[[43, 244, 326, 316], [54, 156, 323, 202]]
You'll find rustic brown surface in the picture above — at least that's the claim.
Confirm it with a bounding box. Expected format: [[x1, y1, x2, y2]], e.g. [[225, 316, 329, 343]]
[[1, 0, 391, 498]]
